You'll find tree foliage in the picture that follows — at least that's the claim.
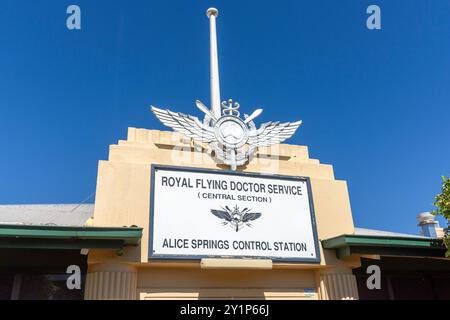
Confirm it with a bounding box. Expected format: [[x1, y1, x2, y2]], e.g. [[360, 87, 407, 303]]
[[432, 176, 450, 257]]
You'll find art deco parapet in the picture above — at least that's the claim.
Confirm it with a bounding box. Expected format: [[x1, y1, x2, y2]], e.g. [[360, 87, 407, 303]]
[[107, 128, 335, 180]]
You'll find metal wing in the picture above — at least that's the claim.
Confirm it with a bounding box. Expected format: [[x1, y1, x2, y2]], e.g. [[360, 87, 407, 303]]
[[151, 106, 215, 143], [247, 120, 302, 148], [211, 210, 233, 222], [242, 212, 262, 223]]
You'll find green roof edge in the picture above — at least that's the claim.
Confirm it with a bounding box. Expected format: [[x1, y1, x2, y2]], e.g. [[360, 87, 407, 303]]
[[322, 234, 445, 259], [0, 224, 143, 249]]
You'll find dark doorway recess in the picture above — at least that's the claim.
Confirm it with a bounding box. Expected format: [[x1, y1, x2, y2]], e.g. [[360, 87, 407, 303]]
[[353, 257, 450, 300], [0, 249, 87, 300]]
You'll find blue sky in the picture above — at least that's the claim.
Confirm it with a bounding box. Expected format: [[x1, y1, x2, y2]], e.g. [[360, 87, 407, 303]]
[[0, 0, 449, 234]]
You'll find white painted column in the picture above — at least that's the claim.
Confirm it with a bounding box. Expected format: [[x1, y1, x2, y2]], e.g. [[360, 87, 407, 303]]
[[206, 8, 222, 119]]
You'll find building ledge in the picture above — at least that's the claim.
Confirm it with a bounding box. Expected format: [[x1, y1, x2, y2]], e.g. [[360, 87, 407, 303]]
[[322, 234, 445, 259], [200, 258, 273, 270], [0, 224, 143, 250]]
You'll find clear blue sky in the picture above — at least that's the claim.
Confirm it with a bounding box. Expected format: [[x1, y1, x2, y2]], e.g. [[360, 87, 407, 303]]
[[0, 0, 449, 234]]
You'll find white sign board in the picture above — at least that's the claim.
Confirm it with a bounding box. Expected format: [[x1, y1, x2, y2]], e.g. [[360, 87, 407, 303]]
[[149, 165, 320, 263]]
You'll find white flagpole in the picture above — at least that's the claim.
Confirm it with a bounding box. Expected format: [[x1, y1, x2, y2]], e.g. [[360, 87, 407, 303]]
[[206, 8, 221, 119]]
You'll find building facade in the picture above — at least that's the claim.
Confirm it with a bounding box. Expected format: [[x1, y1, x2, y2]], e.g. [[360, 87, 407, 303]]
[[0, 7, 448, 301], [80, 128, 447, 300]]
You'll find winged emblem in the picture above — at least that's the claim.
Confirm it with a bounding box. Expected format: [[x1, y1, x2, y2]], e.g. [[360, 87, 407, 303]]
[[151, 99, 302, 170], [211, 205, 262, 232]]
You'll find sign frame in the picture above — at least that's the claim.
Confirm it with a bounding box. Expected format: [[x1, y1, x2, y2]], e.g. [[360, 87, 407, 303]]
[[148, 164, 321, 263]]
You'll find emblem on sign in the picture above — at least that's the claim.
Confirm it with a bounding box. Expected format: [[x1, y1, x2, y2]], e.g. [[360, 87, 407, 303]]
[[151, 8, 302, 170], [211, 205, 262, 232]]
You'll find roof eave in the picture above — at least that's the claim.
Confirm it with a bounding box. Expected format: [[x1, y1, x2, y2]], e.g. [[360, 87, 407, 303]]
[[0, 225, 143, 250], [322, 234, 446, 259]]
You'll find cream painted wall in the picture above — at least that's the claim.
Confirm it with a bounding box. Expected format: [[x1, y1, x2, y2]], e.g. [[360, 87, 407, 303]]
[[137, 268, 317, 300]]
